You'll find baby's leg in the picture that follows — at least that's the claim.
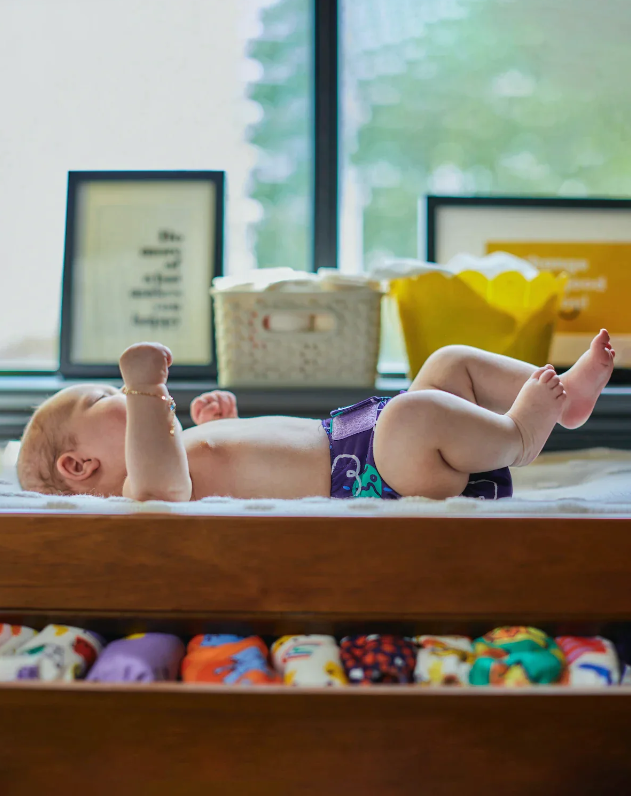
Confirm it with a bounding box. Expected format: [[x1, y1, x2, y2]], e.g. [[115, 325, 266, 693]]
[[409, 330, 615, 428], [374, 367, 565, 499], [408, 345, 537, 414]]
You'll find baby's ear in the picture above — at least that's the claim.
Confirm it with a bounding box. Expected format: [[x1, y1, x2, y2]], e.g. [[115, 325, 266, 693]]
[[56, 453, 100, 483]]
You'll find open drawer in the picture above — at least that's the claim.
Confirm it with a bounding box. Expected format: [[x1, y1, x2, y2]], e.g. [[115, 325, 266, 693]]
[[1, 512, 631, 796]]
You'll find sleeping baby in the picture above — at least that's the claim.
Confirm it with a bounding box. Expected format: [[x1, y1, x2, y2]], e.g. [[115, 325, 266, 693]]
[[17, 330, 615, 502]]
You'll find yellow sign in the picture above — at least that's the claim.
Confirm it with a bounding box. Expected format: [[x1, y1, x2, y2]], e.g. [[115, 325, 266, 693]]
[[486, 241, 631, 365]]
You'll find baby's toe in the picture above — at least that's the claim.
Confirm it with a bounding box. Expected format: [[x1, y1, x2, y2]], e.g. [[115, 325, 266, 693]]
[[540, 368, 557, 384]]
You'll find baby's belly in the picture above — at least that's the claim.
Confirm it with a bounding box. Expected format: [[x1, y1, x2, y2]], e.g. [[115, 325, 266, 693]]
[[188, 418, 332, 500]]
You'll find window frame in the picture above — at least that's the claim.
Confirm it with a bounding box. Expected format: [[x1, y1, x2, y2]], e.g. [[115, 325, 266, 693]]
[[312, 0, 339, 274]]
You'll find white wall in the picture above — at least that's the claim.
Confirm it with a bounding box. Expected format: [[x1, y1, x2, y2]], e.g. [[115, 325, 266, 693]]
[[0, 0, 272, 364]]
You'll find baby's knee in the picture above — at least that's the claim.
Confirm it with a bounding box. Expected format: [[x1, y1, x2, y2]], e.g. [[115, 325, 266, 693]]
[[383, 390, 452, 430], [426, 344, 477, 372]]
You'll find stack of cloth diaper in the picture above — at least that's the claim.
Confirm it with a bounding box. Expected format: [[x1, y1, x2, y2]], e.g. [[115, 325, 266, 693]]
[[0, 623, 626, 688], [0, 624, 37, 655], [335, 628, 623, 688], [182, 635, 281, 684], [340, 634, 417, 685], [413, 635, 474, 686], [556, 636, 620, 686], [0, 623, 102, 681], [470, 627, 566, 686], [271, 635, 348, 686], [411, 628, 623, 688], [87, 633, 185, 683], [0, 625, 186, 684]]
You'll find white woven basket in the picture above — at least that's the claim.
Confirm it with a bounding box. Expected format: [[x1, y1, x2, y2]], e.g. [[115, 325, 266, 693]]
[[212, 288, 382, 388]]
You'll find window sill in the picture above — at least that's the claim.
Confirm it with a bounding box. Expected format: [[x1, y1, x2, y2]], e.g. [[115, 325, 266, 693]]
[[0, 375, 630, 449]]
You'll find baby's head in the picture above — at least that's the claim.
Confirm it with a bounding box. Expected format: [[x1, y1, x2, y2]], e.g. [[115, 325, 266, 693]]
[[17, 384, 127, 496]]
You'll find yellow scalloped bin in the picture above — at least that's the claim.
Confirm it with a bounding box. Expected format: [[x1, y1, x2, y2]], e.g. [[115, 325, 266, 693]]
[[390, 270, 568, 377]]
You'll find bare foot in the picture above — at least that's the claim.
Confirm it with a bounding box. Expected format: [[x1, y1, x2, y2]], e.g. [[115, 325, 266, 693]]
[[559, 330, 615, 429], [506, 366, 566, 467]]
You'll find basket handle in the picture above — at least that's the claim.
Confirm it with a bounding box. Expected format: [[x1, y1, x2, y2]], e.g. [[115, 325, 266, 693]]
[[259, 308, 339, 336]]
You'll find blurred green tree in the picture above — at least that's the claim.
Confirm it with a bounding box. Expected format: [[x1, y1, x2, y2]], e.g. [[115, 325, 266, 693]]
[[246, 0, 312, 271], [246, 0, 631, 270], [348, 0, 631, 263]]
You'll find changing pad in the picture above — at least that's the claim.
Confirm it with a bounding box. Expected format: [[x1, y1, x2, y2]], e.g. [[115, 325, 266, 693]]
[[1, 443, 630, 518]]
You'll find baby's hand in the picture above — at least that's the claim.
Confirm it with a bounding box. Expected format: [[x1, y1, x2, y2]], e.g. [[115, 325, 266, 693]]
[[119, 342, 172, 388], [190, 390, 238, 424]]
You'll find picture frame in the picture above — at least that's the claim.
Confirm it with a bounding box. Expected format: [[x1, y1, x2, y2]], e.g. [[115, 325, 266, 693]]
[[59, 170, 224, 379], [425, 195, 631, 383]]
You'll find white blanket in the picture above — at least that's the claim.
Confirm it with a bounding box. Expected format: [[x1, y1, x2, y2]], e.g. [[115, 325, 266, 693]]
[[1, 442, 630, 518]]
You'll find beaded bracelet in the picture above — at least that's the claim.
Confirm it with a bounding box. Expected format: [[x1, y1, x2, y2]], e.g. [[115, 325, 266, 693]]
[[121, 386, 177, 436]]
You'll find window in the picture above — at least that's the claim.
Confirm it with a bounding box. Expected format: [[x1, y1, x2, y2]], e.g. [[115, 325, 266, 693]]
[[340, 0, 631, 369], [1, 0, 312, 371], [5, 0, 631, 375]]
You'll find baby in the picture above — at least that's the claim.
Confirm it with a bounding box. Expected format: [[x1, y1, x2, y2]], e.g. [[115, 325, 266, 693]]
[[17, 330, 615, 502]]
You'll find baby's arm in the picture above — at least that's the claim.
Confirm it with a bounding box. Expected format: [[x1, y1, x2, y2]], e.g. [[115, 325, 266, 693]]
[[120, 343, 192, 502], [190, 390, 238, 424]]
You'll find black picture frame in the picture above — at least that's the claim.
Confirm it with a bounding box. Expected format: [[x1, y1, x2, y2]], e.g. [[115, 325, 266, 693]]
[[59, 170, 224, 380], [425, 195, 631, 385]]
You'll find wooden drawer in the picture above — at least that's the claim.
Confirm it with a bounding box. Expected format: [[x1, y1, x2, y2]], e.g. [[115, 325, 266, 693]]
[[2, 513, 631, 622], [1, 683, 630, 796], [1, 512, 631, 796]]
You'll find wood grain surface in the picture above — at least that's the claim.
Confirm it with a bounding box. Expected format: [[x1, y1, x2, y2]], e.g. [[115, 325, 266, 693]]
[[0, 683, 630, 796], [1, 513, 631, 621]]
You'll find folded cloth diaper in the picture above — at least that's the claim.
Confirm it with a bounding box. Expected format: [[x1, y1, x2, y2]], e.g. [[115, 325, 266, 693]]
[[340, 634, 417, 685], [87, 633, 185, 683], [413, 635, 474, 686], [556, 636, 620, 687], [0, 624, 103, 682], [181, 634, 281, 685], [470, 626, 566, 686], [0, 624, 37, 655], [271, 635, 348, 686]]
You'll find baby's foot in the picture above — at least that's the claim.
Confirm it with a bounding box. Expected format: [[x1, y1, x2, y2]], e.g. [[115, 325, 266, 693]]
[[559, 329, 615, 429], [506, 366, 566, 467]]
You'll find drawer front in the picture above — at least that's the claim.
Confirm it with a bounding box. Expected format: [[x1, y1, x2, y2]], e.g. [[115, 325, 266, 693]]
[[0, 684, 630, 796], [2, 514, 631, 621]]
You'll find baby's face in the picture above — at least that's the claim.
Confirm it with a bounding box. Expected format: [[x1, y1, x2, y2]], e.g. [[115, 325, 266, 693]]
[[59, 384, 128, 493]]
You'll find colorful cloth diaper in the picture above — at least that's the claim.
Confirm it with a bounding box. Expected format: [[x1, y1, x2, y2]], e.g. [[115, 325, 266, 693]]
[[470, 626, 566, 686], [0, 624, 103, 682], [556, 636, 620, 687], [340, 634, 417, 685], [181, 634, 281, 685], [0, 624, 37, 655], [413, 635, 474, 686], [87, 633, 185, 683], [271, 635, 348, 686]]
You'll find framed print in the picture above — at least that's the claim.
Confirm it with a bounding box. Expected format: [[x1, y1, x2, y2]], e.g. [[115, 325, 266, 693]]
[[59, 170, 224, 379], [426, 196, 631, 382]]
